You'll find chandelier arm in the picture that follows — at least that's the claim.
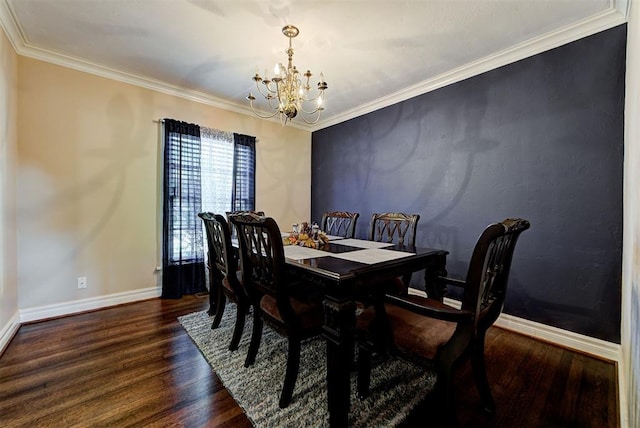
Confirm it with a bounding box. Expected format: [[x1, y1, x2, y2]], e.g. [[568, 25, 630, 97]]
[[298, 106, 322, 115], [248, 101, 282, 119], [267, 97, 282, 110], [264, 80, 279, 95], [300, 97, 324, 114], [254, 82, 276, 99], [301, 91, 322, 102], [299, 99, 326, 115], [298, 111, 322, 125]]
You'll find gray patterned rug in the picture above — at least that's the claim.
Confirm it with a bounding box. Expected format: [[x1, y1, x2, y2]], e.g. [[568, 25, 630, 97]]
[[178, 306, 436, 427]]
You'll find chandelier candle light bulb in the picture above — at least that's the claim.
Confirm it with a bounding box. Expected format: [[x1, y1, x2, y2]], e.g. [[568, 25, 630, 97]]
[[247, 25, 328, 125]]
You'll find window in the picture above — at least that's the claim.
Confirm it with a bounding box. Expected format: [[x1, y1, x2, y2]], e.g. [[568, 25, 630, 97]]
[[200, 127, 234, 216], [161, 119, 255, 298]]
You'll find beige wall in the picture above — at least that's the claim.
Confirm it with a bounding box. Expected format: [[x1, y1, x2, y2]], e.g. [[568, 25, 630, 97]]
[[16, 57, 310, 310], [0, 25, 18, 341], [623, 1, 640, 425]]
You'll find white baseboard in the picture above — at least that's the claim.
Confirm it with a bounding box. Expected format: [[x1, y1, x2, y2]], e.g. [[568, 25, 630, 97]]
[[1, 286, 162, 356], [493, 310, 621, 362], [0, 311, 20, 356], [447, 296, 620, 362], [16, 288, 616, 362], [406, 289, 621, 363], [618, 355, 629, 428], [19, 286, 162, 323], [7, 287, 622, 363]]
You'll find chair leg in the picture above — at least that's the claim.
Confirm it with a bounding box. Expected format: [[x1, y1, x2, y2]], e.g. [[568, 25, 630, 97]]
[[207, 286, 216, 316], [357, 343, 372, 399], [228, 303, 246, 351], [206, 266, 215, 316], [435, 362, 458, 427], [279, 338, 301, 408], [244, 313, 263, 367], [471, 332, 496, 415], [211, 293, 226, 329]]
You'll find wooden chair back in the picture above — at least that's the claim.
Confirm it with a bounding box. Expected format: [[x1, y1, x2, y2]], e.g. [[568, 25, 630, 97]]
[[231, 213, 287, 302], [460, 218, 531, 331], [369, 212, 420, 246], [226, 211, 264, 238], [226, 210, 264, 221], [321, 211, 360, 238], [198, 212, 238, 279]]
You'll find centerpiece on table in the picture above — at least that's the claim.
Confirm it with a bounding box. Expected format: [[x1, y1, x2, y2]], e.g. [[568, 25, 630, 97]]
[[283, 221, 330, 248]]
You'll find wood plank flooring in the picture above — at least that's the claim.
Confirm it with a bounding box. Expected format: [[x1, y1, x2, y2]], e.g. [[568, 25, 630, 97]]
[[0, 295, 618, 427]]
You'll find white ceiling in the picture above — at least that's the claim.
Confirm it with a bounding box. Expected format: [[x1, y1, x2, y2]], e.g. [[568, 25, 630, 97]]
[[0, 0, 629, 131]]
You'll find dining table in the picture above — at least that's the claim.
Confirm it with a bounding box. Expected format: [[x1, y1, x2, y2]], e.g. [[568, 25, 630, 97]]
[[282, 236, 448, 427]]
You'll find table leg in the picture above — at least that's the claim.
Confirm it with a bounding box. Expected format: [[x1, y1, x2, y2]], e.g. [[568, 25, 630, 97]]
[[323, 296, 356, 427], [424, 252, 448, 301]]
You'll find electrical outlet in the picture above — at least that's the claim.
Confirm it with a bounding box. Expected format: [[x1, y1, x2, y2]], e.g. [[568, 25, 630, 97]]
[[77, 277, 87, 289]]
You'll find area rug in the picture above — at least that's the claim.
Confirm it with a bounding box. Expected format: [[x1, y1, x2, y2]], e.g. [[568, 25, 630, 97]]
[[178, 307, 436, 427]]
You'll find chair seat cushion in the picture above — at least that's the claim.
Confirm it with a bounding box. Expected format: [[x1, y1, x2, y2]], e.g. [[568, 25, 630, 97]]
[[260, 294, 324, 331], [357, 296, 457, 360]]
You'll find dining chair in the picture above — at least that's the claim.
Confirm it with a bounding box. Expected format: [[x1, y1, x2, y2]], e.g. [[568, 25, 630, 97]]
[[356, 218, 530, 424], [368, 212, 421, 295], [230, 212, 324, 408], [321, 211, 360, 238], [198, 212, 250, 351]]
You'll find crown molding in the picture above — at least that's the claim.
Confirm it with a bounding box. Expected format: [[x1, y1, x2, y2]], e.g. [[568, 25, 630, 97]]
[[0, 0, 629, 133], [310, 1, 629, 131], [0, 0, 20, 52], [9, 43, 309, 132], [0, 0, 309, 131]]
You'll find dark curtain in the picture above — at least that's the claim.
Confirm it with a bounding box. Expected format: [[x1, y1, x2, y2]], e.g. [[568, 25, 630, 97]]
[[162, 119, 207, 298], [232, 133, 256, 211]]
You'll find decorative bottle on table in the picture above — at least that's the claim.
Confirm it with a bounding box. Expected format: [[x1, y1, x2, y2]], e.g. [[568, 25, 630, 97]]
[[312, 222, 320, 246]]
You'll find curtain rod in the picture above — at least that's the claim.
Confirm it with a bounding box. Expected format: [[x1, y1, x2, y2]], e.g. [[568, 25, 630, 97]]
[[153, 119, 257, 144]]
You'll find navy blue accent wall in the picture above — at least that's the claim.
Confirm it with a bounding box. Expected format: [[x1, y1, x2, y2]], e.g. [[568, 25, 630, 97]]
[[311, 25, 626, 343]]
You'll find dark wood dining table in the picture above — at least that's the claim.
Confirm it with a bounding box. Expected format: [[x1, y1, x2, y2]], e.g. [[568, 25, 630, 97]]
[[282, 237, 448, 427]]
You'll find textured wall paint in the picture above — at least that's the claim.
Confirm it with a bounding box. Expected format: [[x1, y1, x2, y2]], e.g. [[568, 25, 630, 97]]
[[16, 57, 310, 310], [312, 25, 626, 343]]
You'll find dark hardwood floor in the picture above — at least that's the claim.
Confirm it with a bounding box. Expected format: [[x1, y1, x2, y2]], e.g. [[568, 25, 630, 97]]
[[0, 295, 618, 427]]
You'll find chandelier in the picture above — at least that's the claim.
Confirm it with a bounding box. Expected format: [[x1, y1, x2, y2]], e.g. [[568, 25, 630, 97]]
[[247, 25, 328, 125]]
